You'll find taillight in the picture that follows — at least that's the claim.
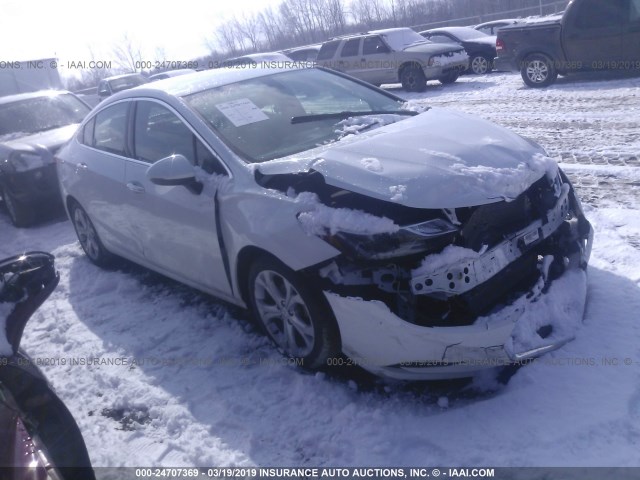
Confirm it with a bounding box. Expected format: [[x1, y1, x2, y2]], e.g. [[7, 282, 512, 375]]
[[496, 38, 505, 52]]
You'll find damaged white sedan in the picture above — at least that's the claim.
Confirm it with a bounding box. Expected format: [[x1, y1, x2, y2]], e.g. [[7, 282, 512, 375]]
[[56, 67, 593, 380]]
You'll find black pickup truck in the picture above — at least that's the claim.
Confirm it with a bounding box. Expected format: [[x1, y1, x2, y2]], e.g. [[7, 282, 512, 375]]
[[495, 0, 640, 87]]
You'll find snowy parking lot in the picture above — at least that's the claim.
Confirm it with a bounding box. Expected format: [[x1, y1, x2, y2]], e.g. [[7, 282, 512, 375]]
[[1, 71, 640, 468]]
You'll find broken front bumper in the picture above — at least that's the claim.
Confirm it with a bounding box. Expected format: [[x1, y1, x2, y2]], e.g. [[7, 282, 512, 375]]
[[325, 184, 594, 381]]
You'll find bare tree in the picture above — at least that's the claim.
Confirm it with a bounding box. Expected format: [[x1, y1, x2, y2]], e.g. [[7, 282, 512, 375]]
[[111, 33, 143, 73]]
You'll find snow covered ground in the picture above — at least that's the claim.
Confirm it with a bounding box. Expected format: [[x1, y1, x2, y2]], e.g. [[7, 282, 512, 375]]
[[1, 71, 640, 468]]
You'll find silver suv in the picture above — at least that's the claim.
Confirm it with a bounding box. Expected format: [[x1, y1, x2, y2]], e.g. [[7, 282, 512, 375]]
[[317, 28, 469, 91]]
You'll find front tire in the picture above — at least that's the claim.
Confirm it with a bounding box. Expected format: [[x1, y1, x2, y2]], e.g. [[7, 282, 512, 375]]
[[521, 53, 557, 88], [247, 256, 340, 369], [400, 64, 427, 92], [439, 71, 460, 84], [69, 202, 114, 267], [1, 184, 33, 227]]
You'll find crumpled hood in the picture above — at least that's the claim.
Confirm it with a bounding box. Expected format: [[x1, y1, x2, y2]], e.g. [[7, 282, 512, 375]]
[[256, 108, 553, 209], [2, 124, 78, 154]]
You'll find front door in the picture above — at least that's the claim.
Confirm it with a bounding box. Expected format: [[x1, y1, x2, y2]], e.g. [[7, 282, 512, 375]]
[[124, 99, 232, 296]]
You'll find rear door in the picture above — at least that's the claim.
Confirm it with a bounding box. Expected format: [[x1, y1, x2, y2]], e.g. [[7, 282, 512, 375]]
[[336, 38, 363, 77], [562, 0, 624, 68], [64, 101, 133, 257], [123, 99, 232, 296]]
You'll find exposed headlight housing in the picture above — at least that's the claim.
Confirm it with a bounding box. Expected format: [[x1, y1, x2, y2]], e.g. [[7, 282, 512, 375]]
[[319, 218, 459, 261]]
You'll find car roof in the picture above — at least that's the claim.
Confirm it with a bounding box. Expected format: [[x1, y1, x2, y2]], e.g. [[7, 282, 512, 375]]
[[370, 27, 417, 35], [423, 26, 480, 34], [105, 66, 304, 101], [0, 90, 73, 106], [102, 73, 146, 82], [474, 19, 518, 28]]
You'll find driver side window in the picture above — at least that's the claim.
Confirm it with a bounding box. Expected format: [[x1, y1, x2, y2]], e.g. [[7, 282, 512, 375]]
[[133, 101, 226, 175]]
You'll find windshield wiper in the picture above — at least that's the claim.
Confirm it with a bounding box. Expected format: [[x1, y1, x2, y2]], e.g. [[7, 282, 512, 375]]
[[291, 110, 419, 125]]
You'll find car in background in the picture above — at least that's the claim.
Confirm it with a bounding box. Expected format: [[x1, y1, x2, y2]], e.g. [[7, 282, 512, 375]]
[[56, 66, 592, 380], [473, 19, 519, 35], [0, 91, 90, 227], [1, 252, 95, 479], [217, 52, 296, 69], [282, 44, 322, 62], [149, 69, 197, 81], [316, 28, 469, 91], [495, 0, 640, 88], [97, 73, 148, 100], [420, 27, 497, 75]]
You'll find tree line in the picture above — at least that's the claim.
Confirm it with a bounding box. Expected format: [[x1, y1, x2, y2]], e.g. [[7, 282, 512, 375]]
[[213, 0, 569, 55]]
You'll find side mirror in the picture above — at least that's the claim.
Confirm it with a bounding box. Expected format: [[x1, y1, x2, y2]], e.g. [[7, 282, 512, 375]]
[[146, 154, 203, 194]]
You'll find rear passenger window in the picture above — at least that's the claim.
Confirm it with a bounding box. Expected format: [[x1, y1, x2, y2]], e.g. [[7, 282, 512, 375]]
[[93, 103, 129, 156], [340, 38, 360, 57], [134, 101, 226, 174], [317, 40, 341, 60], [574, 0, 623, 28]]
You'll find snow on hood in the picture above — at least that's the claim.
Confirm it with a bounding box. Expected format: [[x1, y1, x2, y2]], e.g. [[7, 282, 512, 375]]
[[255, 108, 555, 209], [0, 302, 14, 356]]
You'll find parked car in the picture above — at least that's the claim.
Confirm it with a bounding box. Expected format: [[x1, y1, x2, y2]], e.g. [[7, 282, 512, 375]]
[[149, 69, 197, 81], [217, 52, 295, 69], [495, 0, 640, 87], [0, 91, 91, 227], [282, 45, 322, 62], [97, 73, 148, 100], [420, 27, 498, 75], [316, 28, 469, 91], [473, 19, 519, 36], [1, 252, 95, 479], [56, 66, 593, 380]]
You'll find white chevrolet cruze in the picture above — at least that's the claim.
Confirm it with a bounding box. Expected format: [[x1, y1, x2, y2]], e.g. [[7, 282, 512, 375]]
[[57, 67, 593, 380]]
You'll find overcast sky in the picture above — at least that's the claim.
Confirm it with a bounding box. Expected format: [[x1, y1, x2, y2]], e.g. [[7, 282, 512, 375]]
[[0, 0, 278, 65]]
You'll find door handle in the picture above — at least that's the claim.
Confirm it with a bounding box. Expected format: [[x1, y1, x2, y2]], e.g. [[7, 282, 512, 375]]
[[126, 182, 145, 194], [75, 162, 87, 173]]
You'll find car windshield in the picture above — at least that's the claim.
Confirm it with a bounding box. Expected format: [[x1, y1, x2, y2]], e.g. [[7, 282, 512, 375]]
[[0, 93, 90, 137], [184, 68, 408, 163], [378, 29, 430, 50], [109, 75, 148, 93]]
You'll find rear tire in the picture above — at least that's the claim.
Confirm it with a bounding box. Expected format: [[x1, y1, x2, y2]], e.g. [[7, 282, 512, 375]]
[[400, 64, 427, 92], [470, 55, 493, 75], [521, 53, 558, 88], [69, 202, 114, 267], [247, 256, 340, 369], [1, 184, 33, 227]]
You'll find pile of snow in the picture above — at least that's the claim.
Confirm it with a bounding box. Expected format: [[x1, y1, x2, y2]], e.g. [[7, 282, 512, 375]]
[[413, 245, 483, 276], [335, 114, 407, 139], [293, 191, 399, 236]]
